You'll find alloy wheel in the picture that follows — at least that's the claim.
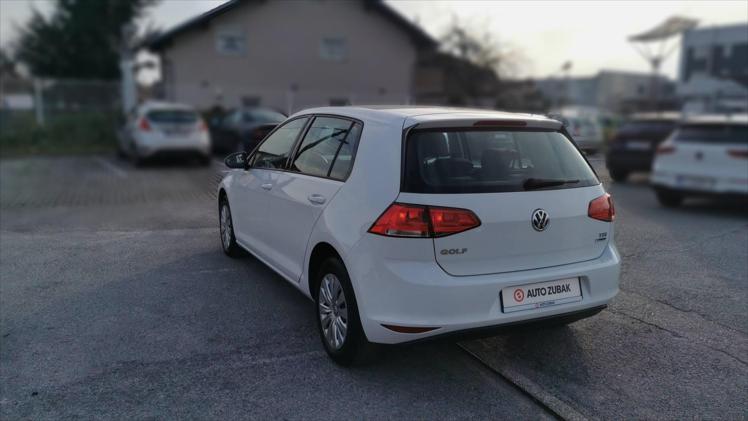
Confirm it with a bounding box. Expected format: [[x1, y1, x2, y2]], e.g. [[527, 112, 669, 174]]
[[220, 204, 233, 250], [318, 273, 348, 350]]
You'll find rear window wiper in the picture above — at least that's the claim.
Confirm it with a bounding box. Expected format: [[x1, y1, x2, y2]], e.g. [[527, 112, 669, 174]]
[[523, 178, 580, 190]]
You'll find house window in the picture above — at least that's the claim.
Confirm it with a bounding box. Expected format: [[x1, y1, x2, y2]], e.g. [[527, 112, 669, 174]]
[[216, 26, 246, 56], [320, 37, 347, 61]]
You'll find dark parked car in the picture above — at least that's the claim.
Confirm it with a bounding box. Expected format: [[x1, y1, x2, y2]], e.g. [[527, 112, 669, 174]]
[[210, 107, 286, 154], [605, 112, 680, 182]]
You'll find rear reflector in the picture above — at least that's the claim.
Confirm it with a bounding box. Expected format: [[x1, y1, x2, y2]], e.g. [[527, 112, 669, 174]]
[[656, 145, 676, 155], [588, 193, 615, 222], [368, 203, 480, 238], [728, 149, 748, 158], [381, 324, 439, 334]]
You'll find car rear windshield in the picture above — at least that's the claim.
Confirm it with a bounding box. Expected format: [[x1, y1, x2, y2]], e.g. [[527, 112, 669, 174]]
[[617, 120, 675, 135], [147, 110, 199, 124], [674, 124, 748, 144], [244, 109, 286, 123], [403, 128, 599, 193]]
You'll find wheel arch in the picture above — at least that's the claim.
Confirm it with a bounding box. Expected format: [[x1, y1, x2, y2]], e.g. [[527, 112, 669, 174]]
[[307, 242, 343, 298], [218, 187, 228, 209]]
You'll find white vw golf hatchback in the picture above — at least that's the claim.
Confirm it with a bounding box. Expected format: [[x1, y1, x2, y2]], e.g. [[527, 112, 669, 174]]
[[218, 106, 620, 365]]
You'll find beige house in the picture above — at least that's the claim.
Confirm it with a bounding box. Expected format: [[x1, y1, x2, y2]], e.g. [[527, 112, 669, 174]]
[[145, 0, 436, 113]]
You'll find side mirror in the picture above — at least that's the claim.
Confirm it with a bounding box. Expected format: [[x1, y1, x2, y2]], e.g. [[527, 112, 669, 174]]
[[225, 151, 248, 169]]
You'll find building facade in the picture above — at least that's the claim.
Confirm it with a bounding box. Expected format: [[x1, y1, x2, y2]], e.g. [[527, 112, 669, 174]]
[[535, 70, 676, 114], [678, 23, 748, 113], [145, 0, 435, 113]]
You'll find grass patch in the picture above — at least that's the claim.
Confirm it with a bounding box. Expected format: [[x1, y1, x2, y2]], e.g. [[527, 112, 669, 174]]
[[0, 111, 119, 157]]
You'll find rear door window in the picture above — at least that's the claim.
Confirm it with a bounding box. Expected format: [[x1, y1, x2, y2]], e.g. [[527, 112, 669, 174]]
[[403, 129, 599, 193], [290, 117, 361, 180], [674, 124, 748, 144]]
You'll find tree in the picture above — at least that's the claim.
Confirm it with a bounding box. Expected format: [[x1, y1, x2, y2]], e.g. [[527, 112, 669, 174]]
[[14, 0, 159, 80], [440, 18, 524, 80]]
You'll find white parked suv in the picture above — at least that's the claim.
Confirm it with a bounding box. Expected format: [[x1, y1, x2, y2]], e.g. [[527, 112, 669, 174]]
[[651, 114, 748, 207], [217, 106, 620, 365], [119, 101, 212, 165]]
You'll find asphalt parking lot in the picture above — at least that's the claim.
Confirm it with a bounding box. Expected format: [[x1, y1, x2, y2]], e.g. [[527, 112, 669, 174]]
[[1, 154, 746, 419]]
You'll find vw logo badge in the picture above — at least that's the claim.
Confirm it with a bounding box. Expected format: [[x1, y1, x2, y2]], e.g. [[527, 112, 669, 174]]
[[531, 209, 549, 232]]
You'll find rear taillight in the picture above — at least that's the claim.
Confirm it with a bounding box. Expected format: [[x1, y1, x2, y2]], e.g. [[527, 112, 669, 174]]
[[588, 193, 615, 222], [368, 203, 480, 238], [656, 144, 676, 155], [138, 117, 151, 132], [198, 119, 208, 132], [727, 149, 748, 159]]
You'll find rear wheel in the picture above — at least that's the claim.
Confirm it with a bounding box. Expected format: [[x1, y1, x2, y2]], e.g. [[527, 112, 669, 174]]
[[656, 189, 684, 207], [315, 257, 375, 366], [608, 167, 629, 182], [219, 199, 242, 257]]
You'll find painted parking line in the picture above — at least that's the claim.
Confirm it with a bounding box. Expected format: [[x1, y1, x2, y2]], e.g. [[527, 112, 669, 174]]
[[93, 157, 128, 179]]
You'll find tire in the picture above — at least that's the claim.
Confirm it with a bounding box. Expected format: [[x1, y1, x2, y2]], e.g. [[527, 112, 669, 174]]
[[609, 167, 629, 182], [314, 257, 376, 366], [219, 198, 242, 257], [656, 189, 684, 207]]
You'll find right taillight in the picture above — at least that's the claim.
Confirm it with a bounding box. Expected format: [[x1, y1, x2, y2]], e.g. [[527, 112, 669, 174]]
[[727, 149, 748, 159], [656, 144, 676, 155], [588, 193, 615, 222], [368, 203, 480, 238], [138, 117, 151, 132]]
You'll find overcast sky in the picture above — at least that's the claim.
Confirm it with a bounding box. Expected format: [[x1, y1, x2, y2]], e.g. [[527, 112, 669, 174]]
[[1, 0, 746, 79]]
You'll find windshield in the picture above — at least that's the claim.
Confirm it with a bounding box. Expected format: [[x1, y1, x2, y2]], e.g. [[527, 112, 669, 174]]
[[674, 124, 748, 144], [403, 129, 599, 193], [146, 110, 198, 124]]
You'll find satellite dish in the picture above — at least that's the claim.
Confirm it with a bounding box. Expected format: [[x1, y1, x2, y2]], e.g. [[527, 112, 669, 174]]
[[629, 16, 698, 110], [629, 16, 698, 42]]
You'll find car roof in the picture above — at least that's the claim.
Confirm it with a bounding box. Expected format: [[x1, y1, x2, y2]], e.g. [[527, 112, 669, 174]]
[[628, 111, 682, 122], [139, 101, 196, 112], [290, 106, 562, 129], [681, 113, 748, 125]]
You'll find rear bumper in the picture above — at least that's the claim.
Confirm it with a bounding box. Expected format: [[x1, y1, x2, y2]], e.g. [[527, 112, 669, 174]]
[[651, 170, 748, 195], [396, 305, 607, 345], [350, 242, 620, 344], [137, 144, 211, 158], [136, 135, 211, 158]]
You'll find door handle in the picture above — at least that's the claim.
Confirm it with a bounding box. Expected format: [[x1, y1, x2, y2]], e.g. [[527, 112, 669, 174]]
[[307, 194, 326, 205], [261, 183, 273, 191]]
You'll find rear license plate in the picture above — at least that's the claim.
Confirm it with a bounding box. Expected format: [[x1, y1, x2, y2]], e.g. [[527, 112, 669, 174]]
[[676, 175, 715, 190], [626, 141, 650, 150], [501, 278, 582, 313]]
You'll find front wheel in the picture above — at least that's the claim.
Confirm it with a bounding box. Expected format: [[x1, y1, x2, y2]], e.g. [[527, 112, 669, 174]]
[[219, 199, 242, 257], [315, 257, 375, 366]]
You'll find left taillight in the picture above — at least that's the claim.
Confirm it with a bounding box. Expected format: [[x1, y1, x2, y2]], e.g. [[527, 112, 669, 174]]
[[588, 193, 615, 222], [198, 119, 208, 132], [368, 203, 480, 238]]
